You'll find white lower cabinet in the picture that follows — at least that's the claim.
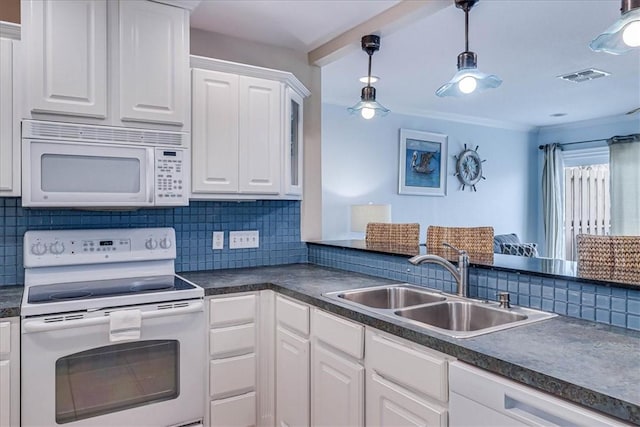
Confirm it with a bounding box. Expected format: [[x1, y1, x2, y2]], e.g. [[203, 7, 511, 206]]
[[275, 295, 310, 426], [207, 293, 258, 427], [365, 329, 451, 427], [311, 308, 365, 427], [0, 318, 19, 427], [367, 371, 446, 427], [449, 361, 626, 427]]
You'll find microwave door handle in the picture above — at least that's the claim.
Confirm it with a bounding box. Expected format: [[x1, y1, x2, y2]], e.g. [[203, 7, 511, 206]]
[[147, 149, 155, 203], [22, 301, 204, 333]]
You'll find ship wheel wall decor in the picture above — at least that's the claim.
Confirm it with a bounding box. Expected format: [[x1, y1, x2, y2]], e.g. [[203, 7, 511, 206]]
[[454, 144, 486, 191]]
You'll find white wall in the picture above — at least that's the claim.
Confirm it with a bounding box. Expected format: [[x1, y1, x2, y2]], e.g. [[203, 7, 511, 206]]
[[190, 28, 323, 240], [322, 103, 540, 244]]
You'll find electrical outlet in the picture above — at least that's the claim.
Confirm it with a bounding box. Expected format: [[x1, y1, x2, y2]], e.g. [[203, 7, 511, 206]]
[[229, 230, 259, 249], [212, 232, 224, 250]]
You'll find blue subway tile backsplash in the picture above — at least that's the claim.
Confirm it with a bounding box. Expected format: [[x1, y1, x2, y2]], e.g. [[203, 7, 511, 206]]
[[308, 243, 640, 331], [0, 198, 306, 285]]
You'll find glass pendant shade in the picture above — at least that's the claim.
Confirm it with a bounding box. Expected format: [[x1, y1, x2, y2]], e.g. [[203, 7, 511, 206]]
[[348, 87, 390, 119], [436, 51, 502, 97], [590, 6, 640, 54]]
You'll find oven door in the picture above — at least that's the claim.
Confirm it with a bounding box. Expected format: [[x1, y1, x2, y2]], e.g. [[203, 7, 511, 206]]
[[21, 300, 205, 427], [22, 139, 155, 207]]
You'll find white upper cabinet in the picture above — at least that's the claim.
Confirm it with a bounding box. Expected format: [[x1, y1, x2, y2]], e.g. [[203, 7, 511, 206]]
[[192, 69, 239, 193], [238, 76, 282, 194], [0, 26, 21, 197], [116, 0, 188, 126], [23, 0, 108, 118], [284, 87, 304, 197], [21, 0, 189, 130], [190, 56, 310, 199]]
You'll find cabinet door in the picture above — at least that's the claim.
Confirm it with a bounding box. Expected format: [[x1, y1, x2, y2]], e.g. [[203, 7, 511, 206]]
[[311, 343, 364, 427], [0, 360, 9, 427], [367, 371, 447, 427], [116, 0, 188, 126], [0, 38, 19, 196], [238, 76, 282, 194], [191, 69, 240, 193], [24, 0, 108, 118], [275, 327, 309, 427], [284, 87, 303, 197]]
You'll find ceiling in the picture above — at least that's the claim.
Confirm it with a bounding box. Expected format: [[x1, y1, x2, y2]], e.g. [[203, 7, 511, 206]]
[[191, 0, 640, 129]]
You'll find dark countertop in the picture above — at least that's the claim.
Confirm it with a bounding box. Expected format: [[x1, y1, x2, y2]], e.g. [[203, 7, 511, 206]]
[[2, 264, 639, 423], [0, 285, 23, 318]]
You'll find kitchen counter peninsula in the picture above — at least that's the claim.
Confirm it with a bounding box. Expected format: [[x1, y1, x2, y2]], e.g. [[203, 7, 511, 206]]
[[2, 264, 639, 423]]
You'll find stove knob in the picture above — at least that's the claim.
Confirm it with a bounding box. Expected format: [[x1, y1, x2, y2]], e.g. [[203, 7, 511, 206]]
[[31, 242, 47, 256], [145, 238, 158, 250], [159, 238, 172, 249], [50, 241, 66, 255]]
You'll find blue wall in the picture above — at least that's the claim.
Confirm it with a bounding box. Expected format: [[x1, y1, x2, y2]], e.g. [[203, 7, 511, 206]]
[[0, 198, 306, 286], [321, 104, 540, 244]]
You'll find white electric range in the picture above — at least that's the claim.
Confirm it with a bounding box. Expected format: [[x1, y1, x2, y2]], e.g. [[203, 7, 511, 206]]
[[21, 227, 205, 427]]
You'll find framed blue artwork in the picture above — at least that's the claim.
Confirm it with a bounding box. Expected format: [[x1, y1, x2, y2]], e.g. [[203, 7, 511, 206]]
[[398, 129, 448, 196]]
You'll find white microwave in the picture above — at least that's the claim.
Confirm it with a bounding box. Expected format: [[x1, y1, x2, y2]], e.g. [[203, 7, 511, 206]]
[[22, 120, 189, 208]]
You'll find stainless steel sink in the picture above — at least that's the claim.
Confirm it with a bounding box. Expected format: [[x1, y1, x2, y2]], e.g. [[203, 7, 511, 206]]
[[326, 285, 445, 309], [323, 284, 556, 338], [395, 301, 526, 332]]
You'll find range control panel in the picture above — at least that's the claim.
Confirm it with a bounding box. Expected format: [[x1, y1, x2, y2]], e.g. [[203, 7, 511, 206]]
[[155, 148, 187, 205], [24, 227, 176, 268]]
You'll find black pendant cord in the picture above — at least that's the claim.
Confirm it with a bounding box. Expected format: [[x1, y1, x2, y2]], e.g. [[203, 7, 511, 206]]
[[464, 8, 469, 52], [367, 54, 373, 88]]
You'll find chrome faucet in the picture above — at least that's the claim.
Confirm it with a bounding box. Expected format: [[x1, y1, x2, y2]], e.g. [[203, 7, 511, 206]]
[[408, 243, 469, 297]]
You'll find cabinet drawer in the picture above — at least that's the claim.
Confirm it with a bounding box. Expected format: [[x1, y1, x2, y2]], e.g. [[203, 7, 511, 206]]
[[276, 295, 309, 336], [0, 322, 9, 355], [312, 309, 364, 360], [210, 323, 255, 358], [210, 391, 256, 427], [209, 294, 256, 327], [366, 329, 448, 403], [210, 353, 256, 399]]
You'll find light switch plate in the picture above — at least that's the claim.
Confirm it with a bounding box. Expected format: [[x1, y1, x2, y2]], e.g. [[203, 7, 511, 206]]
[[212, 232, 224, 250], [229, 230, 259, 249]]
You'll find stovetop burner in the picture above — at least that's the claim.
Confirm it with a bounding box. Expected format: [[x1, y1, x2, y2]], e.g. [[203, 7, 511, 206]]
[[28, 275, 195, 304]]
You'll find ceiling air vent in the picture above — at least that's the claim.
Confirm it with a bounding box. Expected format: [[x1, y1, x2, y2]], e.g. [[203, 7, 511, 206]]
[[558, 68, 611, 83]]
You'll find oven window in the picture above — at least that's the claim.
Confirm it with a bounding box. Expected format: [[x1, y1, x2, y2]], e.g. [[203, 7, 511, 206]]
[[55, 340, 179, 424], [41, 154, 141, 193]]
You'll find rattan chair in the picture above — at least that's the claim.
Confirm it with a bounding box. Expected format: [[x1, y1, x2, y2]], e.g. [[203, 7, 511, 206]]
[[426, 226, 494, 255], [365, 223, 420, 247], [577, 235, 640, 285]]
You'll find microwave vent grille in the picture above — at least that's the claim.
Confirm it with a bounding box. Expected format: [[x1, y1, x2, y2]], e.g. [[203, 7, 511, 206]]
[[25, 121, 186, 146]]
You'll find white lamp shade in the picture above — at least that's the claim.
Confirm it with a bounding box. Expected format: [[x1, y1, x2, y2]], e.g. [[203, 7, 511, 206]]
[[351, 204, 392, 232]]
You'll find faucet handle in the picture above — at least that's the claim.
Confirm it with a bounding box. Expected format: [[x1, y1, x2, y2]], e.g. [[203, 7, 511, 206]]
[[442, 242, 467, 255]]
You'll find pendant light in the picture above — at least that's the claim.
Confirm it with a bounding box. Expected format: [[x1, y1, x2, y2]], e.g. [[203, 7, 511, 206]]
[[436, 0, 502, 97], [590, 0, 640, 55], [348, 35, 390, 119]]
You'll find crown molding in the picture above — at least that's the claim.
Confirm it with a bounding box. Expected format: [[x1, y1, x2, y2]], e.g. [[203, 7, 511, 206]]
[[0, 21, 20, 40], [190, 55, 311, 98], [150, 0, 202, 12], [538, 113, 639, 132]]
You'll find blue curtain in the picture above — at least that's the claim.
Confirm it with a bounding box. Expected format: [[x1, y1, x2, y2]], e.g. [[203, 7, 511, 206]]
[[542, 144, 564, 259]]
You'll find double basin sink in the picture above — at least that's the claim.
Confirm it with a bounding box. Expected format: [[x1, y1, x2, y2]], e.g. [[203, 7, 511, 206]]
[[324, 284, 555, 338]]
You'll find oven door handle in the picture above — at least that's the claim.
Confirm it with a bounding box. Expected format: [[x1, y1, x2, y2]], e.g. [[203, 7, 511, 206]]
[[22, 301, 204, 333]]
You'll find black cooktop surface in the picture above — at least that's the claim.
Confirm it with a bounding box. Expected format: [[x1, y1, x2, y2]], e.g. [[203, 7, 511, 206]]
[[28, 275, 196, 304]]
